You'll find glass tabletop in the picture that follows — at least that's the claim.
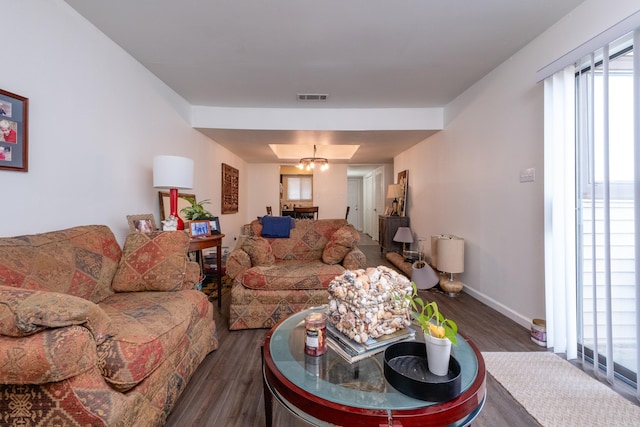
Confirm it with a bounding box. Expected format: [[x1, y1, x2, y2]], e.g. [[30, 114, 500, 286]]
[[269, 307, 479, 411]]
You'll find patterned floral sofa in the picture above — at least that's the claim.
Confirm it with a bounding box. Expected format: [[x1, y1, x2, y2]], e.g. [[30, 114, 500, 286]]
[[227, 218, 366, 330], [0, 225, 218, 427]]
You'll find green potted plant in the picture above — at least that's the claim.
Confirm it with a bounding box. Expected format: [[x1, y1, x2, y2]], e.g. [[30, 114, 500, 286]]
[[180, 197, 213, 220], [404, 282, 458, 375]]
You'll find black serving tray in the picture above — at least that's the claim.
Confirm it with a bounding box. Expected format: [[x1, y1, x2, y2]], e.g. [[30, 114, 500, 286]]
[[384, 341, 461, 402]]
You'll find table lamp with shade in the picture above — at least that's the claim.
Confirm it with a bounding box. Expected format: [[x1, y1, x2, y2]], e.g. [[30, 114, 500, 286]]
[[435, 235, 465, 296], [153, 155, 194, 231], [392, 226, 414, 260], [386, 184, 402, 215]]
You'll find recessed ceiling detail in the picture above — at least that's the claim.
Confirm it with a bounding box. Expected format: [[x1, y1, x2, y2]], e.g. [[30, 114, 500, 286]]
[[297, 93, 328, 101], [269, 144, 359, 160]]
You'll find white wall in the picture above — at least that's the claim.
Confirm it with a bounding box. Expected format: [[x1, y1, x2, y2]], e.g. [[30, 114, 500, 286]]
[[0, 0, 246, 248], [247, 164, 281, 221], [396, 0, 640, 328], [313, 164, 348, 220]]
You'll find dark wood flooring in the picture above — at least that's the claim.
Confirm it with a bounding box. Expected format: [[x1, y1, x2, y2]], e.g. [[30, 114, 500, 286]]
[[165, 237, 548, 426]]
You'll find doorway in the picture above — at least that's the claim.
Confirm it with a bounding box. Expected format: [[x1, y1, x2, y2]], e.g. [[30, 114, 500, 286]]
[[347, 178, 361, 230]]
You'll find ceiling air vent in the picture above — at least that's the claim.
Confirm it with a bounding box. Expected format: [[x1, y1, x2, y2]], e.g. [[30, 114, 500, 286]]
[[297, 93, 328, 101]]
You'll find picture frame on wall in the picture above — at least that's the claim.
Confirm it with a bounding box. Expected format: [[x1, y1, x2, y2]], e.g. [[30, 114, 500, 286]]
[[0, 89, 28, 172], [221, 163, 239, 214]]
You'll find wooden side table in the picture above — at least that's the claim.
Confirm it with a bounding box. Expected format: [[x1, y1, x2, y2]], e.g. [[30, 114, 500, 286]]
[[378, 215, 410, 253], [188, 234, 225, 308]]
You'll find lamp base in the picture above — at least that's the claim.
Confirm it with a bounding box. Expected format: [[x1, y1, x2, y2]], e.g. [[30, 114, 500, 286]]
[[169, 188, 185, 231], [439, 276, 464, 297]]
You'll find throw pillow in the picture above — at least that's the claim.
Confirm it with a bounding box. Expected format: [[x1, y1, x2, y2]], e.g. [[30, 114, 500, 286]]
[[0, 286, 112, 345], [261, 216, 293, 238], [112, 231, 189, 292], [322, 225, 360, 264], [242, 237, 275, 266]]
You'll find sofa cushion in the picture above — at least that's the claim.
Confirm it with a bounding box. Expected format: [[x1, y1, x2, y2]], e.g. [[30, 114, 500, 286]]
[[0, 225, 121, 303], [97, 290, 210, 392], [0, 326, 98, 384], [0, 286, 111, 345], [241, 260, 345, 290], [112, 231, 190, 292], [242, 237, 275, 266], [267, 219, 348, 261], [322, 225, 360, 264]]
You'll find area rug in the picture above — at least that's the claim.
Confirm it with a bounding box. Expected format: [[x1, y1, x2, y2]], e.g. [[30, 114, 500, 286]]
[[200, 274, 233, 302], [482, 352, 640, 426]]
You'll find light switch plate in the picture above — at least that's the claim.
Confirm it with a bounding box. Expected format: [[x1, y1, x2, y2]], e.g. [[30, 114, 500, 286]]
[[520, 167, 535, 183]]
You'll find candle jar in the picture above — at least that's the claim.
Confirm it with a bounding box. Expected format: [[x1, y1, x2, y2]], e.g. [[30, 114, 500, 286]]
[[304, 312, 327, 356]]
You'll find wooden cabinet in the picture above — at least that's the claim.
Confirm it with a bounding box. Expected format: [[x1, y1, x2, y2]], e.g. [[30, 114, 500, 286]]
[[378, 215, 409, 253]]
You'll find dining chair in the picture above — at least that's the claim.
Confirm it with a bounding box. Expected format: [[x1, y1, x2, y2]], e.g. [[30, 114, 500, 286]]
[[293, 206, 318, 220], [345, 206, 350, 220], [266, 206, 272, 215]]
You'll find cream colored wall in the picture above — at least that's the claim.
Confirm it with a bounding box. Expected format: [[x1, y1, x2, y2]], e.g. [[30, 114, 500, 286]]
[[396, 0, 640, 328], [313, 163, 348, 220], [0, 1, 246, 248], [247, 164, 281, 221]]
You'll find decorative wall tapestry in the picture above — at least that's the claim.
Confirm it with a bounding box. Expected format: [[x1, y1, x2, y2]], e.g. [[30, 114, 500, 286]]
[[221, 163, 239, 214], [398, 170, 408, 217]]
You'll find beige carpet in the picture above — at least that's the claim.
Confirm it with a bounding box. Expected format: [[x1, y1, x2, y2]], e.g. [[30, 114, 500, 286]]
[[482, 352, 640, 426]]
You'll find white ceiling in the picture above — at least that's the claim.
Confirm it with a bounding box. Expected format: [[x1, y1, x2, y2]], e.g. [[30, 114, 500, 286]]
[[64, 0, 584, 171]]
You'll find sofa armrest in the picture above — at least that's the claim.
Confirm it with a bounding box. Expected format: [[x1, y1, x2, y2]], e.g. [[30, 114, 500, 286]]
[[181, 261, 202, 290], [226, 249, 251, 280], [342, 247, 367, 270], [0, 285, 111, 345], [0, 326, 98, 384]]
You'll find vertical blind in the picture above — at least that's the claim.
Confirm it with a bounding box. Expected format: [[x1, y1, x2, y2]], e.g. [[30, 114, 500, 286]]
[[545, 29, 640, 398]]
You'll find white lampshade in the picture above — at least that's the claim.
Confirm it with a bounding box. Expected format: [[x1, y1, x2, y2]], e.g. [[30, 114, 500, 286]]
[[387, 184, 402, 199], [153, 155, 194, 189], [431, 234, 443, 266], [436, 235, 464, 274], [393, 227, 414, 244]]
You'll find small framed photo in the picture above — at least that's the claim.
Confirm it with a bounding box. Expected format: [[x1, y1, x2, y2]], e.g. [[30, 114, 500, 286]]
[[209, 216, 221, 235], [127, 214, 157, 233], [189, 220, 211, 238], [0, 88, 28, 172]]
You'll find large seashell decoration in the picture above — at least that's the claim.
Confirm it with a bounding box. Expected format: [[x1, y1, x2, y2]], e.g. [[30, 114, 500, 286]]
[[327, 266, 413, 343]]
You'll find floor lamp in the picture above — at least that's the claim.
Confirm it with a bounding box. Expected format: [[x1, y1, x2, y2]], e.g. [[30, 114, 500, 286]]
[[153, 155, 194, 230]]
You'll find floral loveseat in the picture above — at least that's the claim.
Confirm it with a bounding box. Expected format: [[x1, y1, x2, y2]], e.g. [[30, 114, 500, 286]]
[[0, 225, 218, 427], [227, 218, 366, 330]]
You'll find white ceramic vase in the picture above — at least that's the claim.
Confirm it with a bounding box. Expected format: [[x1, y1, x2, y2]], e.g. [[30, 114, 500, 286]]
[[424, 332, 452, 376]]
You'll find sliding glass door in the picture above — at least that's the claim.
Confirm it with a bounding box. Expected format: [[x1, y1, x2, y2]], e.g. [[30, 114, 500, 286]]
[[575, 35, 637, 386]]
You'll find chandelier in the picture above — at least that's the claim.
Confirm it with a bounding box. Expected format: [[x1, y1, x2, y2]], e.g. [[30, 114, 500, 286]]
[[297, 145, 329, 171]]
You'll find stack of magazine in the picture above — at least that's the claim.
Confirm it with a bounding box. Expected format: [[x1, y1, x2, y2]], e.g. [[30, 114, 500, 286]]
[[326, 323, 416, 363]]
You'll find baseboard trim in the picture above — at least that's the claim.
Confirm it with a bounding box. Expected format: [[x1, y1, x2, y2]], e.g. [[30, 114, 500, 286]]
[[462, 285, 532, 330]]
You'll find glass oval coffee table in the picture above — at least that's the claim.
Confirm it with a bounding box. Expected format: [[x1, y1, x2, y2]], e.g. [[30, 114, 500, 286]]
[[262, 307, 486, 426]]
